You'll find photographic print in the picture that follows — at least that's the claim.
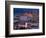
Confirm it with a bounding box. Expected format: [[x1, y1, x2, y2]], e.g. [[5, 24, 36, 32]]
[[5, 1, 45, 37], [13, 8, 39, 30]]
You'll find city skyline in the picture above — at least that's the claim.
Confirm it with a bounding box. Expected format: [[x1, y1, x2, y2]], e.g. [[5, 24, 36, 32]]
[[13, 8, 39, 30]]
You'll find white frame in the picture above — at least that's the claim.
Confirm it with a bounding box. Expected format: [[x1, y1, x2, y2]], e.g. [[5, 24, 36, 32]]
[[9, 5, 43, 35]]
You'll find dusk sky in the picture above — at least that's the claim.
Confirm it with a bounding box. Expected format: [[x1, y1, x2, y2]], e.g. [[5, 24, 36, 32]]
[[14, 8, 39, 16]]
